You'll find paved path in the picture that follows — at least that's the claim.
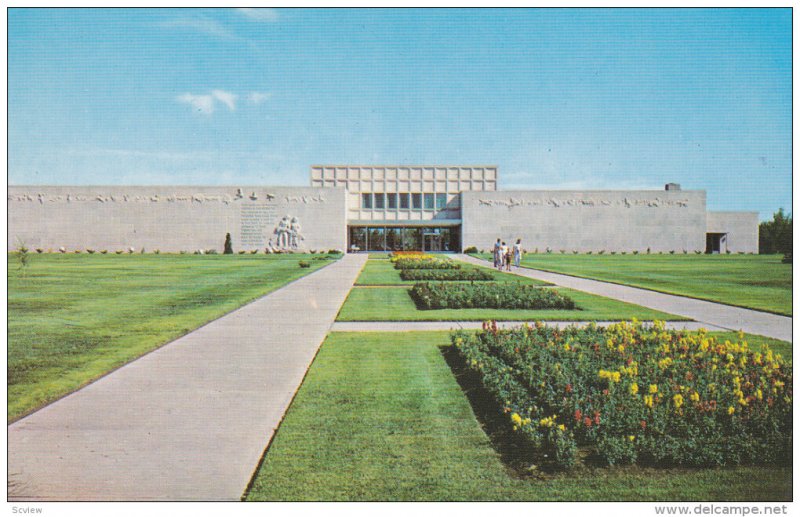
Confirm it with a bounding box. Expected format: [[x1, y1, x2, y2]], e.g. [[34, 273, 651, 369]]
[[331, 321, 728, 332], [8, 253, 368, 502], [456, 255, 792, 342]]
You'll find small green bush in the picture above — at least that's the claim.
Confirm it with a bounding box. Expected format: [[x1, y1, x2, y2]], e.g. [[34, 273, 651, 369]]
[[224, 233, 233, 254], [298, 260, 311, 268], [463, 246, 479, 254]]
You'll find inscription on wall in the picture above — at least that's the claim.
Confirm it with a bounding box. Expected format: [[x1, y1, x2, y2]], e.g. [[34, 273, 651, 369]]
[[240, 204, 278, 248]]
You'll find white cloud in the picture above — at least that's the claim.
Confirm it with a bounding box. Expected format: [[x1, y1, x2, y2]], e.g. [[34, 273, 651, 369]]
[[159, 17, 239, 41], [248, 92, 271, 105], [237, 8, 279, 22], [177, 93, 216, 114], [211, 90, 237, 111]]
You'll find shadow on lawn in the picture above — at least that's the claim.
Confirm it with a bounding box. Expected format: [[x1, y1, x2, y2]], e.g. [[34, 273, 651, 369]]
[[440, 344, 564, 478]]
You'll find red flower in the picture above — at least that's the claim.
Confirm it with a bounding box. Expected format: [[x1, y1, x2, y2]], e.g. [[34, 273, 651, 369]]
[[584, 417, 593, 428], [574, 409, 582, 422], [640, 420, 647, 430], [602, 389, 609, 396], [565, 384, 573, 393], [593, 411, 601, 425]]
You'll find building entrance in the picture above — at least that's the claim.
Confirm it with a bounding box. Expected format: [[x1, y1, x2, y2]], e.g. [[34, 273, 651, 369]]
[[348, 225, 460, 252]]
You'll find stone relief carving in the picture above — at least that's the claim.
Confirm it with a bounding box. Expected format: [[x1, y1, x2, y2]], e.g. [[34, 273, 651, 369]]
[[10, 188, 284, 205], [271, 215, 304, 250], [476, 196, 689, 209]]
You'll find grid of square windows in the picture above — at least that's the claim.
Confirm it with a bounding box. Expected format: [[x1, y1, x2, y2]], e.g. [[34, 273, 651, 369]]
[[361, 192, 456, 211]]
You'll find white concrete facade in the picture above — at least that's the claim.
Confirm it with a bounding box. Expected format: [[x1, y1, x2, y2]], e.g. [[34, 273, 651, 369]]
[[8, 186, 348, 252], [7, 166, 760, 253]]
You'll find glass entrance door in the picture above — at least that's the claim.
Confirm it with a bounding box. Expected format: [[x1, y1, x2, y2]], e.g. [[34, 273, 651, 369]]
[[423, 232, 443, 252]]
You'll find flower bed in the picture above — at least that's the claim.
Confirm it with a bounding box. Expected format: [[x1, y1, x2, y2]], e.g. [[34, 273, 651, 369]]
[[411, 282, 576, 310], [451, 321, 792, 468], [393, 258, 461, 270], [400, 268, 494, 281]]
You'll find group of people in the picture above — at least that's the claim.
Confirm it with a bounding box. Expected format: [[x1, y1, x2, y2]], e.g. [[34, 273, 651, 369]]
[[493, 238, 523, 271]]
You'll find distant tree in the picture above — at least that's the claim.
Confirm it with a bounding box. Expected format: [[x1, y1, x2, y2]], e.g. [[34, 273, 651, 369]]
[[224, 233, 234, 255], [759, 209, 792, 256]]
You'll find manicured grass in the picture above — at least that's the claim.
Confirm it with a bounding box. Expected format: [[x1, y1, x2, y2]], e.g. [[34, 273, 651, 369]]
[[356, 258, 550, 286], [472, 253, 791, 316], [7, 253, 336, 421], [246, 332, 790, 501], [336, 286, 686, 321]]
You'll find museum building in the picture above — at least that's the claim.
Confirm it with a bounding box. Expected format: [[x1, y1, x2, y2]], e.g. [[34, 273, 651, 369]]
[[7, 165, 759, 254]]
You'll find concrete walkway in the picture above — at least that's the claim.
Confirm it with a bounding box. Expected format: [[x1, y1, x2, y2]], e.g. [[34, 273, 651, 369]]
[[331, 321, 728, 332], [8, 253, 368, 502], [456, 255, 792, 342]]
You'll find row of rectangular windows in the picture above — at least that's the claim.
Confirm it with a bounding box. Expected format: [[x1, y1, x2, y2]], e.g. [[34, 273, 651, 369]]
[[362, 193, 449, 210]]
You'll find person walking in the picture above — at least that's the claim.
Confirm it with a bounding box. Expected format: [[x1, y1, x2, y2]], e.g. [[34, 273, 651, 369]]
[[499, 241, 508, 270], [493, 238, 501, 268], [505, 243, 513, 271], [513, 239, 523, 268]]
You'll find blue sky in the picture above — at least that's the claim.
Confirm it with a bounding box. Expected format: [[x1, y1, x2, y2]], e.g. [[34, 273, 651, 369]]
[[8, 8, 792, 219]]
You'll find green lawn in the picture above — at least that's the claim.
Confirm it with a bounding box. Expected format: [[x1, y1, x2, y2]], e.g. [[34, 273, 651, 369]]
[[472, 253, 792, 316], [246, 332, 791, 501], [337, 286, 686, 321], [356, 258, 551, 286], [7, 253, 336, 421]]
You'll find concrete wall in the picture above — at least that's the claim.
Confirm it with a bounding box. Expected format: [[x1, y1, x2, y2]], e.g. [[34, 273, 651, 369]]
[[8, 186, 347, 252], [461, 189, 708, 253], [706, 211, 759, 253]]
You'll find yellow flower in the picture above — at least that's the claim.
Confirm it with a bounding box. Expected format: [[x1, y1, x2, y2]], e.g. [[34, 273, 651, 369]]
[[618, 344, 625, 353], [511, 413, 523, 426], [649, 384, 658, 394], [728, 406, 735, 415], [673, 393, 684, 409], [628, 435, 635, 442], [629, 383, 639, 396], [564, 343, 571, 351], [690, 391, 700, 402], [756, 389, 763, 401], [644, 395, 654, 408], [558, 424, 567, 432]]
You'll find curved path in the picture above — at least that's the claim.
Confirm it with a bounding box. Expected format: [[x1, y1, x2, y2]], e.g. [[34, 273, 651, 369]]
[[8, 253, 368, 501], [455, 254, 792, 342]]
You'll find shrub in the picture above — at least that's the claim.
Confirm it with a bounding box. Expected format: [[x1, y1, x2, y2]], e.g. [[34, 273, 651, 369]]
[[463, 246, 479, 254], [251, 249, 258, 254], [598, 250, 605, 255], [238, 250, 246, 255], [298, 260, 311, 268], [35, 248, 43, 254], [206, 249, 218, 255], [633, 250, 639, 255], [682, 249, 688, 254], [74, 250, 81, 254], [669, 250, 675, 255], [610, 251, 616, 255], [646, 247, 651, 254], [400, 268, 494, 282], [394, 258, 461, 270], [410, 282, 576, 310], [115, 250, 124, 255], [695, 250, 702, 254], [86, 249, 95, 254], [573, 250, 579, 254], [224, 233, 233, 254], [451, 321, 791, 469], [328, 249, 343, 255], [559, 249, 566, 254], [179, 250, 188, 255], [100, 250, 108, 254], [587, 251, 593, 255]]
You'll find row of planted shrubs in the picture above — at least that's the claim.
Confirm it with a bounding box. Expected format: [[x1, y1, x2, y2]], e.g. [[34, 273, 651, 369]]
[[410, 282, 576, 310], [451, 321, 792, 468], [393, 257, 461, 270], [399, 268, 494, 282]]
